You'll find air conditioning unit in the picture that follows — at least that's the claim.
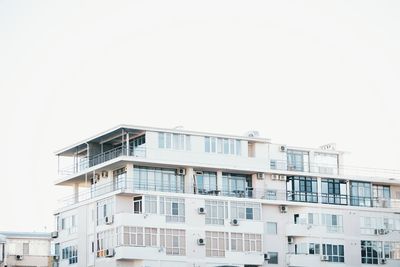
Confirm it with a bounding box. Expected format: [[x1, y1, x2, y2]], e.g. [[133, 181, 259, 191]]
[[198, 207, 206, 214], [271, 174, 279, 180], [279, 205, 288, 213], [105, 248, 115, 257], [101, 171, 108, 178], [321, 255, 329, 261], [53, 255, 60, 261], [16, 255, 23, 261], [257, 173, 266, 180], [280, 145, 287, 152], [105, 216, 113, 225], [279, 175, 287, 181], [231, 219, 239, 226], [176, 168, 186, 175], [197, 238, 206, 246], [264, 253, 270, 261], [287, 236, 294, 244], [378, 229, 387, 235], [380, 258, 387, 264], [51, 231, 58, 238]]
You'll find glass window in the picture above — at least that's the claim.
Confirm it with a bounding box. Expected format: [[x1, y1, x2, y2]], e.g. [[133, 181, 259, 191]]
[[205, 200, 228, 225], [321, 178, 348, 205], [266, 222, 277, 235], [204, 137, 241, 156], [268, 252, 278, 264], [231, 201, 260, 220], [287, 176, 318, 203], [322, 243, 344, 262], [133, 166, 184, 193], [160, 197, 185, 223], [287, 150, 309, 172], [196, 171, 217, 194], [205, 231, 228, 257], [361, 240, 382, 264], [350, 181, 372, 207], [160, 229, 186, 256]]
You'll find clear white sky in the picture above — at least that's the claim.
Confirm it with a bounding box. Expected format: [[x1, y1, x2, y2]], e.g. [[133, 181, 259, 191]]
[[1, 0, 400, 232]]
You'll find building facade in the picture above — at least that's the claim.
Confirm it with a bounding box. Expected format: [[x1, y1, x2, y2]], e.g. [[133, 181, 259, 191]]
[[0, 232, 52, 267], [53, 125, 400, 267]]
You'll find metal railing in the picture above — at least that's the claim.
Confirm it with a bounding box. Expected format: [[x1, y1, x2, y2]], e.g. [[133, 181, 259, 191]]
[[58, 146, 146, 176], [270, 159, 400, 180], [58, 177, 400, 209]]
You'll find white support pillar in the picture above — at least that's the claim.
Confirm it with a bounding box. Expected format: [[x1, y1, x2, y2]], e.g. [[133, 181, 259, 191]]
[[126, 133, 130, 156], [317, 177, 322, 203], [185, 167, 194, 194], [217, 171, 223, 194], [73, 183, 79, 204]]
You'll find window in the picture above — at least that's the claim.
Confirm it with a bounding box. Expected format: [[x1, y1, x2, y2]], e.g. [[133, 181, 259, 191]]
[[158, 132, 190, 150], [321, 178, 348, 205], [322, 244, 344, 262], [266, 222, 277, 235], [372, 184, 391, 207], [116, 226, 157, 247], [309, 243, 320, 255], [60, 215, 77, 234], [230, 233, 243, 252], [361, 240, 383, 264], [321, 214, 343, 233], [97, 198, 113, 225], [23, 243, 29, 255], [287, 176, 318, 203], [314, 152, 338, 174], [231, 202, 261, 220], [205, 200, 228, 225], [268, 252, 278, 264], [350, 181, 372, 207], [160, 229, 186, 256], [287, 149, 309, 172], [222, 173, 252, 197], [61, 245, 78, 264], [360, 216, 400, 235], [159, 197, 185, 223], [195, 171, 217, 194], [133, 196, 142, 214], [244, 233, 262, 252], [204, 136, 241, 155], [133, 166, 184, 193], [96, 229, 114, 257], [144, 195, 157, 214], [205, 231, 228, 257]]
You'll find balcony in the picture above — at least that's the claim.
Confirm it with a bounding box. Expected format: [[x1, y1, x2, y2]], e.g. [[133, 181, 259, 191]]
[[270, 159, 400, 181], [286, 223, 343, 237], [58, 176, 400, 209], [58, 146, 146, 177]]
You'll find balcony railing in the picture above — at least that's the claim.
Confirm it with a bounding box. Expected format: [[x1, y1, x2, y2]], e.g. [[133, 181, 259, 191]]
[[58, 177, 400, 209], [270, 159, 400, 180], [58, 146, 146, 177]]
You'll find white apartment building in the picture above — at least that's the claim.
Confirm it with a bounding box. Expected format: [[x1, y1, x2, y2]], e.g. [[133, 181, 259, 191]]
[[0, 231, 52, 267], [52, 125, 400, 267]]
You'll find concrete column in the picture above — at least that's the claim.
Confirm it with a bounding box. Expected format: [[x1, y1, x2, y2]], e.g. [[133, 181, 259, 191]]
[[73, 183, 79, 204], [126, 133, 129, 156], [217, 171, 223, 194], [317, 177, 322, 203], [185, 167, 194, 194], [126, 163, 134, 190]]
